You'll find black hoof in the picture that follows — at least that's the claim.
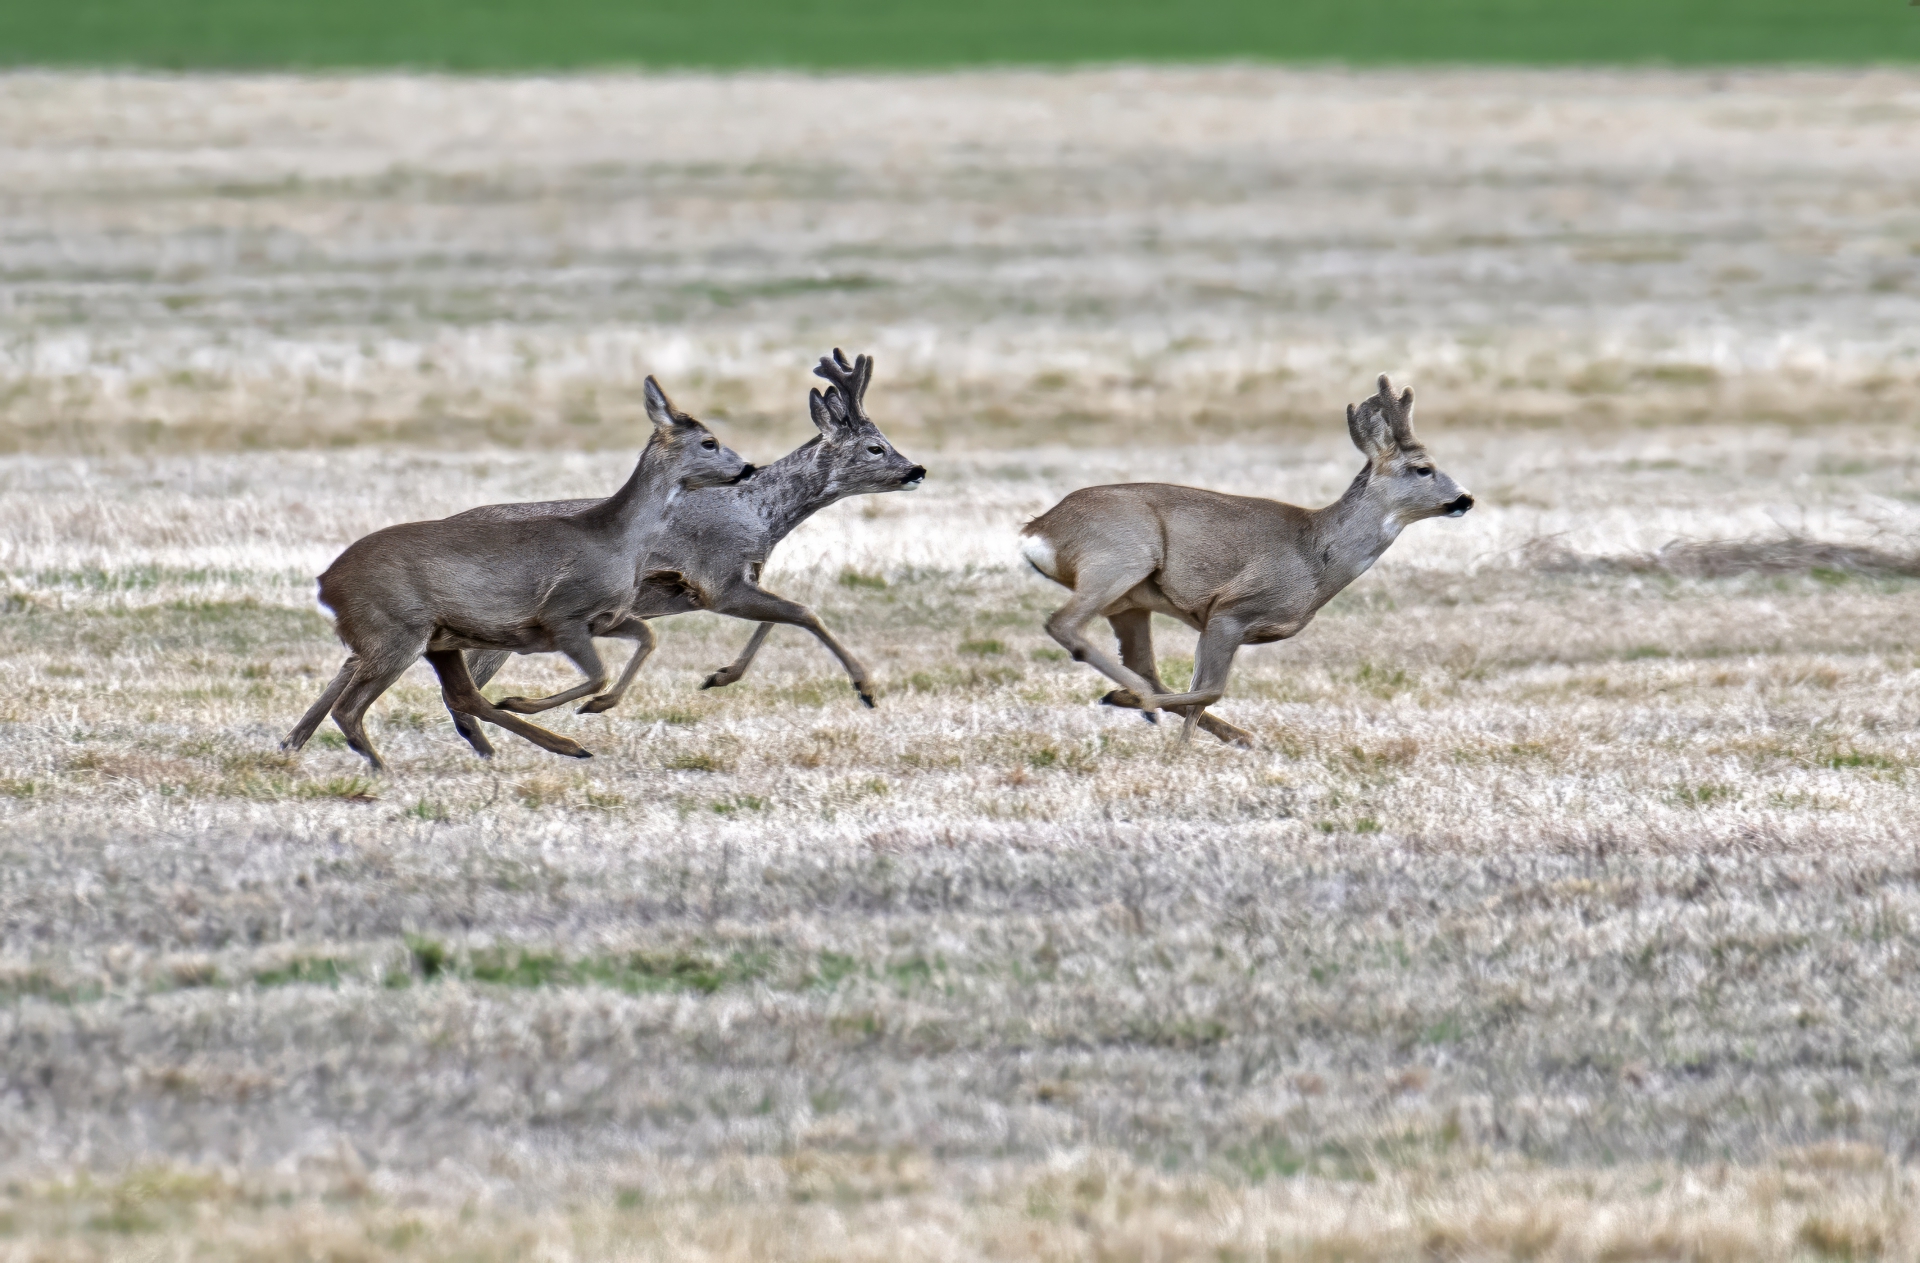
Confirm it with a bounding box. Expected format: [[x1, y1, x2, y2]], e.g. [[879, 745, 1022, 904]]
[[700, 676, 722, 690], [858, 692, 876, 709], [1141, 710, 1158, 725], [572, 750, 593, 760]]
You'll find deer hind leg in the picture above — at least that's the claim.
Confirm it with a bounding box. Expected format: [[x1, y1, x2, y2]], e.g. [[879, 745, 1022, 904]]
[[701, 621, 774, 691], [493, 628, 608, 715], [284, 655, 356, 752], [1044, 566, 1165, 707], [577, 617, 656, 714], [1102, 611, 1252, 746], [448, 650, 510, 756], [328, 653, 417, 773], [426, 650, 592, 760], [1104, 609, 1167, 724]]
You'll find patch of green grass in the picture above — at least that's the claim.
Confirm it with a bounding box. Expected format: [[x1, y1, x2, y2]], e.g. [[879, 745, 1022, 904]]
[[468, 949, 567, 988], [811, 951, 862, 989], [0, 966, 105, 1005], [958, 637, 1006, 657], [1, 0, 1909, 69], [299, 776, 378, 802], [407, 797, 449, 821], [666, 750, 731, 773], [1669, 782, 1735, 808], [1826, 749, 1902, 771], [405, 934, 450, 981], [1349, 662, 1413, 699], [904, 664, 1023, 694], [837, 568, 889, 591], [253, 956, 349, 988]]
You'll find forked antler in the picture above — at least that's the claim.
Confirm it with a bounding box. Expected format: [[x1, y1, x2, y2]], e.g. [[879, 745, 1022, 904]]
[[1374, 373, 1417, 446], [812, 348, 873, 423]]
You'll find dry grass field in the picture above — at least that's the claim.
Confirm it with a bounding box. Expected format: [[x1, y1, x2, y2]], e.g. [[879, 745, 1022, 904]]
[[3, 68, 1920, 1259]]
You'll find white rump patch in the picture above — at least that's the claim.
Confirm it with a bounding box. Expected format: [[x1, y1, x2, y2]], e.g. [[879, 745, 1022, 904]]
[[1019, 534, 1060, 580]]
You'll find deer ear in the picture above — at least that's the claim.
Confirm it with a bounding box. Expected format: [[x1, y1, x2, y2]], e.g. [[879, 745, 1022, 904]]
[[644, 377, 676, 430], [1347, 399, 1393, 459]]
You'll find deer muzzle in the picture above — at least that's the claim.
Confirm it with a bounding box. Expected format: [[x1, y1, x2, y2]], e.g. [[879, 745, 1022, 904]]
[[730, 464, 758, 484], [1444, 493, 1474, 517], [900, 465, 927, 487]]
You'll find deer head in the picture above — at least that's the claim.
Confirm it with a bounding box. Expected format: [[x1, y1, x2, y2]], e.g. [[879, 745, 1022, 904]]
[[1345, 374, 1472, 520], [644, 376, 755, 488], [806, 348, 926, 494]]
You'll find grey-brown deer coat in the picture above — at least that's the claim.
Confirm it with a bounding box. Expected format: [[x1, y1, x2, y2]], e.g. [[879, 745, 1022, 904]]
[[1021, 375, 1473, 745]]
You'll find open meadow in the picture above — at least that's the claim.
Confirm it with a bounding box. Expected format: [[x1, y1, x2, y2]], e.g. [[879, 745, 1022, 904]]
[[3, 68, 1920, 1258]]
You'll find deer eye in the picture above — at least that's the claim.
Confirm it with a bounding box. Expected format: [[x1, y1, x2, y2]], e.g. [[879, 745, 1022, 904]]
[[701, 439, 718, 451], [866, 445, 884, 455], [1414, 466, 1434, 477]]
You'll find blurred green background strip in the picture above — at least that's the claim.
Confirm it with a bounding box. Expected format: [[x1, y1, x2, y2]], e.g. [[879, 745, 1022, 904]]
[[3, 0, 1915, 70]]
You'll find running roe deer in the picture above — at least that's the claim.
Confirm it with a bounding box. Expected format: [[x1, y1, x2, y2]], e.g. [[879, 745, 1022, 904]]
[[282, 377, 753, 770], [446, 349, 922, 753], [1020, 374, 1472, 747]]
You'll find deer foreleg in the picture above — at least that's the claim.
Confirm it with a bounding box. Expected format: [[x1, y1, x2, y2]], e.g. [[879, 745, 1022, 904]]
[[577, 618, 657, 714], [701, 622, 774, 691], [710, 586, 874, 707], [493, 630, 608, 714], [1162, 621, 1245, 746], [1056, 611, 1251, 745]]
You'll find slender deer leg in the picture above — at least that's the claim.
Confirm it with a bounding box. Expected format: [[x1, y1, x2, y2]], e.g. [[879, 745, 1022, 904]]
[[1162, 620, 1244, 745], [328, 654, 417, 772], [426, 650, 592, 759], [450, 649, 513, 752], [493, 629, 608, 714], [284, 655, 356, 751], [1103, 611, 1252, 747], [1043, 565, 1167, 708], [577, 617, 656, 714], [1105, 610, 1164, 725], [701, 622, 774, 691], [708, 583, 876, 707]]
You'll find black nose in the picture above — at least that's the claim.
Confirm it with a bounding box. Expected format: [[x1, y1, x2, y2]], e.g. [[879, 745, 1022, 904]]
[[732, 464, 757, 483], [1445, 493, 1474, 516], [902, 466, 927, 485]]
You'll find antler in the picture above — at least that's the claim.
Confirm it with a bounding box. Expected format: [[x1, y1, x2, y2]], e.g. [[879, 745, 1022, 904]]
[[1374, 373, 1417, 446], [812, 348, 873, 423]]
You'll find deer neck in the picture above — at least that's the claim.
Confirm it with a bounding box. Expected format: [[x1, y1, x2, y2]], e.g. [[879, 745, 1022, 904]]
[[596, 436, 683, 549], [1307, 465, 1403, 600], [744, 437, 843, 545]]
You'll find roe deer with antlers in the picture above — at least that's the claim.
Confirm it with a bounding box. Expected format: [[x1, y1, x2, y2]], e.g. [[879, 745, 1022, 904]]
[[1020, 374, 1472, 747], [282, 377, 753, 770], [446, 349, 922, 753]]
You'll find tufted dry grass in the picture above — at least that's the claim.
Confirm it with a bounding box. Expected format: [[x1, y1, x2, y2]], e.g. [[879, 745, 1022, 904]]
[[3, 67, 1920, 1259]]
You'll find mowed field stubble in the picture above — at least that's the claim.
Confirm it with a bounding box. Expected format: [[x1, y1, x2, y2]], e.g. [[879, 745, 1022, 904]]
[[4, 69, 1920, 1258]]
